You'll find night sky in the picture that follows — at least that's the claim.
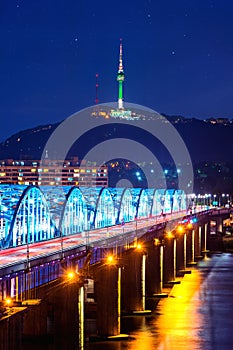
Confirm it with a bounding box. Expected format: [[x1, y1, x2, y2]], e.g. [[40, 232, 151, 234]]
[[1, 0, 233, 141]]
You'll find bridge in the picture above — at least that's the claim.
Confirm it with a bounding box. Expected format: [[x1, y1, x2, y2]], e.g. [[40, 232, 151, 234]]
[[0, 184, 231, 349], [0, 184, 187, 249]]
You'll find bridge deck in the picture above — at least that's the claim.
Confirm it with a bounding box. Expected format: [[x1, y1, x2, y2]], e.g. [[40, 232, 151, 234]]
[[0, 211, 188, 274], [0, 207, 228, 276]]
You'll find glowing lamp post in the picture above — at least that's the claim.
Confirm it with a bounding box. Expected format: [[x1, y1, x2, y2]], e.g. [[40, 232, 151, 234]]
[[106, 254, 115, 265], [5, 298, 12, 307]]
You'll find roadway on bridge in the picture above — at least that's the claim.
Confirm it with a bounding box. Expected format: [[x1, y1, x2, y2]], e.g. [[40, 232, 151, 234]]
[[0, 211, 189, 271]]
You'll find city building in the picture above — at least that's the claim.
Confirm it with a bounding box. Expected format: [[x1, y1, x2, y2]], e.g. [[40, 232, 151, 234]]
[[0, 159, 108, 187]]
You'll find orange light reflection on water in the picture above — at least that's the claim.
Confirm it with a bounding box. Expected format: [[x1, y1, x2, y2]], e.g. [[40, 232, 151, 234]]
[[128, 269, 206, 350]]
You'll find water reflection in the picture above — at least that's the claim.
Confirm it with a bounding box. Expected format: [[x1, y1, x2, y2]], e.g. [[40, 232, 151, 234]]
[[88, 253, 233, 350]]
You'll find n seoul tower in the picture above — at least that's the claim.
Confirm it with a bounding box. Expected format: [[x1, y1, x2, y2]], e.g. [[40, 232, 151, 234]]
[[117, 39, 125, 110]]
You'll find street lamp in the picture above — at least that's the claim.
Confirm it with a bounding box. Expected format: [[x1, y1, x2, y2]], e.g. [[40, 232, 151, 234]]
[[164, 231, 174, 239], [176, 225, 184, 234], [67, 271, 75, 280], [133, 241, 143, 251], [5, 298, 12, 307], [106, 254, 117, 266]]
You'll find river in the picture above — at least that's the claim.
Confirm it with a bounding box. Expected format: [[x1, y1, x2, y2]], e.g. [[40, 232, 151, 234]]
[[87, 253, 233, 350]]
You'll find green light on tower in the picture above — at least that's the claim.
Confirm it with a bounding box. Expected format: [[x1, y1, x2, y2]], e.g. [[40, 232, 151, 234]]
[[117, 39, 125, 109]]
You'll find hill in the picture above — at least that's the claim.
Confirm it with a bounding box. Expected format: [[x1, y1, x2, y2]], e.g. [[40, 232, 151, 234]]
[[0, 115, 232, 163]]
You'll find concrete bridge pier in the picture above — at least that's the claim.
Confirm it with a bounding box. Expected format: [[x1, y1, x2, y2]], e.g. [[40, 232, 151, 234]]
[[78, 286, 85, 350], [0, 305, 26, 350], [202, 222, 210, 254], [195, 225, 203, 259], [185, 229, 192, 265], [22, 299, 47, 339], [186, 229, 198, 266], [176, 232, 191, 276], [22, 275, 83, 348], [121, 248, 147, 314], [216, 217, 223, 233], [94, 262, 121, 338], [146, 241, 167, 299], [176, 233, 185, 273], [163, 237, 179, 285]]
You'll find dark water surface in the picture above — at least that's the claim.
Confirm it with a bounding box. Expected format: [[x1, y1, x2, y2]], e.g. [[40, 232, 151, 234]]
[[87, 253, 233, 350]]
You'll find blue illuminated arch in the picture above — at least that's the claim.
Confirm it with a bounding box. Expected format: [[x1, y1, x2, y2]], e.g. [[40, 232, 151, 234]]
[[94, 188, 115, 229], [118, 188, 136, 223], [79, 187, 105, 229], [9, 186, 56, 248], [60, 187, 88, 236], [164, 189, 175, 213], [108, 188, 125, 223], [0, 184, 189, 249], [40, 186, 66, 231], [0, 185, 26, 248], [137, 189, 151, 218], [173, 190, 186, 212], [151, 189, 166, 216]]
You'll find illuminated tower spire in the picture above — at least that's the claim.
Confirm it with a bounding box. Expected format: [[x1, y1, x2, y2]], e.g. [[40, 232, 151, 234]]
[[117, 38, 125, 109]]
